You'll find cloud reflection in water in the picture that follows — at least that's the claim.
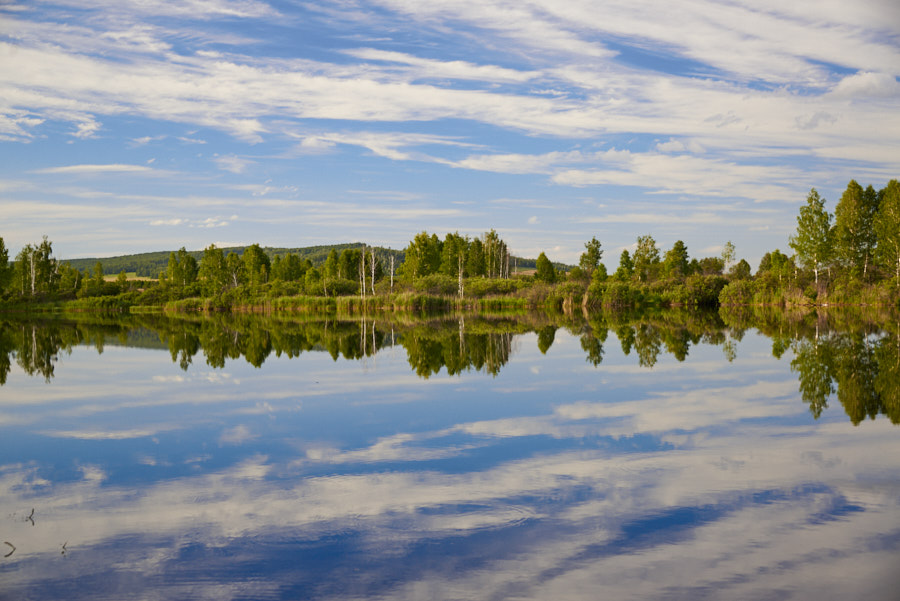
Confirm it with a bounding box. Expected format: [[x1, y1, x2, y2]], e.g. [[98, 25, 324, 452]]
[[0, 317, 899, 600]]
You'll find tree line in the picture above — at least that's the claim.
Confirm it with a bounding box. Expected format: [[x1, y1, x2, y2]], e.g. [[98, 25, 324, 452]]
[[0, 178, 898, 309]]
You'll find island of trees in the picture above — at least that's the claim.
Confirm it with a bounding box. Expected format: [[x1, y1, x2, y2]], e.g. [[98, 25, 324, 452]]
[[1, 179, 898, 313]]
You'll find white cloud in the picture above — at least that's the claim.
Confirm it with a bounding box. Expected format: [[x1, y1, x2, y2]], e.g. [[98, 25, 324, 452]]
[[219, 424, 256, 445], [131, 135, 166, 146], [830, 71, 900, 99], [72, 117, 101, 138], [41, 0, 280, 20], [344, 48, 539, 83], [214, 155, 254, 174], [31, 164, 155, 175]]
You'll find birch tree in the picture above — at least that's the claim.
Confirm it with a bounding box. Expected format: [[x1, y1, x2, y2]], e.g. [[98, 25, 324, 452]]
[[875, 179, 900, 281], [789, 188, 833, 287], [834, 180, 877, 278]]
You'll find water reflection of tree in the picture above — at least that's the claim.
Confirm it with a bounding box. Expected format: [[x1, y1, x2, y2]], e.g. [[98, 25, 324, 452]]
[[402, 317, 517, 377], [790, 324, 900, 424], [2, 309, 898, 424]]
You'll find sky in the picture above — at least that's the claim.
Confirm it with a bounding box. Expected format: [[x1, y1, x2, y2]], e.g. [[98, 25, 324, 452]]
[[1, 0, 899, 268]]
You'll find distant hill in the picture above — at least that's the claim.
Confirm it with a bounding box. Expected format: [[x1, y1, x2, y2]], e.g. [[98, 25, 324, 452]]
[[62, 243, 563, 277], [64, 243, 404, 277]]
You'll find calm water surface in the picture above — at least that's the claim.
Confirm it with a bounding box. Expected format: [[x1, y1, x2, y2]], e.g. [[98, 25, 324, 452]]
[[1, 311, 898, 600]]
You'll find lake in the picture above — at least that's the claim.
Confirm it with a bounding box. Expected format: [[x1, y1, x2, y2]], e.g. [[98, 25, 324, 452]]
[[1, 309, 899, 600]]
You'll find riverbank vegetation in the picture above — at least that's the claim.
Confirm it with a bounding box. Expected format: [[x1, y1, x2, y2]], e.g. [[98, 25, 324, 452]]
[[1, 179, 898, 313]]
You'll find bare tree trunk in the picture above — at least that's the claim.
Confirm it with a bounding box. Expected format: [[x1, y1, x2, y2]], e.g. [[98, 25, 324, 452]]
[[360, 246, 366, 300], [29, 252, 36, 295], [390, 255, 394, 293]]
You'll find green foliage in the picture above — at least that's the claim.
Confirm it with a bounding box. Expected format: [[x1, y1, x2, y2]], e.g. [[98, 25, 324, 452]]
[[0, 237, 10, 297], [579, 236, 603, 274], [325, 277, 358, 296], [663, 275, 727, 307], [728, 259, 752, 281], [166, 247, 199, 290], [721, 241, 736, 271], [464, 277, 529, 297], [413, 274, 458, 295], [546, 280, 587, 309], [535, 252, 557, 283], [614, 250, 634, 281], [632, 235, 660, 282], [242, 244, 270, 287], [789, 188, 833, 286], [719, 280, 756, 305], [199, 244, 228, 296], [662, 240, 690, 280], [833, 179, 877, 278], [697, 256, 724, 276], [875, 179, 900, 281], [13, 236, 57, 298], [601, 282, 642, 308]]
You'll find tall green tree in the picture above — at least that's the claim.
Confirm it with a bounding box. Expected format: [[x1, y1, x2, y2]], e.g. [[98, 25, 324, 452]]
[[728, 259, 752, 281], [271, 253, 307, 281], [241, 244, 270, 287], [535, 251, 556, 283], [166, 247, 198, 290], [579, 236, 603, 275], [13, 236, 56, 297], [338, 248, 361, 283], [225, 252, 244, 289], [874, 179, 900, 281], [483, 229, 502, 278], [662, 240, 689, 280], [199, 244, 228, 295], [721, 241, 736, 272], [833, 179, 877, 278], [440, 232, 468, 277], [697, 256, 724, 276], [632, 235, 660, 282], [757, 249, 793, 285], [57, 262, 81, 297], [466, 237, 485, 277], [614, 250, 634, 281], [399, 231, 442, 279], [440, 232, 468, 296], [0, 236, 10, 296], [789, 188, 833, 287], [323, 248, 339, 279]]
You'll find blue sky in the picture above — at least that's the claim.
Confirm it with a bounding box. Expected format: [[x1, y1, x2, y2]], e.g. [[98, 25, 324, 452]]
[[1, 0, 899, 268]]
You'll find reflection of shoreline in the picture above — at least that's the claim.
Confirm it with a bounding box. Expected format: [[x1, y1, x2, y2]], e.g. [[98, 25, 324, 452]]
[[1, 310, 899, 424]]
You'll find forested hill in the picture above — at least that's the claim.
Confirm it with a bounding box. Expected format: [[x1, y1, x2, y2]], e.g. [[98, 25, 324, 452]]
[[63, 244, 553, 278], [64, 244, 404, 278]]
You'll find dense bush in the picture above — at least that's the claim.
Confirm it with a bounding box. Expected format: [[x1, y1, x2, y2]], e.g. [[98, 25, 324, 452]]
[[601, 282, 643, 308], [719, 279, 755, 305], [464, 277, 530, 297], [413, 274, 458, 295]]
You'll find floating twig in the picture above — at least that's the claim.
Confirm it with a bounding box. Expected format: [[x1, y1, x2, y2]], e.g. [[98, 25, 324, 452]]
[[27, 508, 34, 526], [3, 541, 15, 558]]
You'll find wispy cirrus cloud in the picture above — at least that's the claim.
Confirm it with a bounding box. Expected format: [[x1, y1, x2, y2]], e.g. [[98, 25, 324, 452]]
[[1, 0, 897, 259], [30, 163, 156, 175]]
